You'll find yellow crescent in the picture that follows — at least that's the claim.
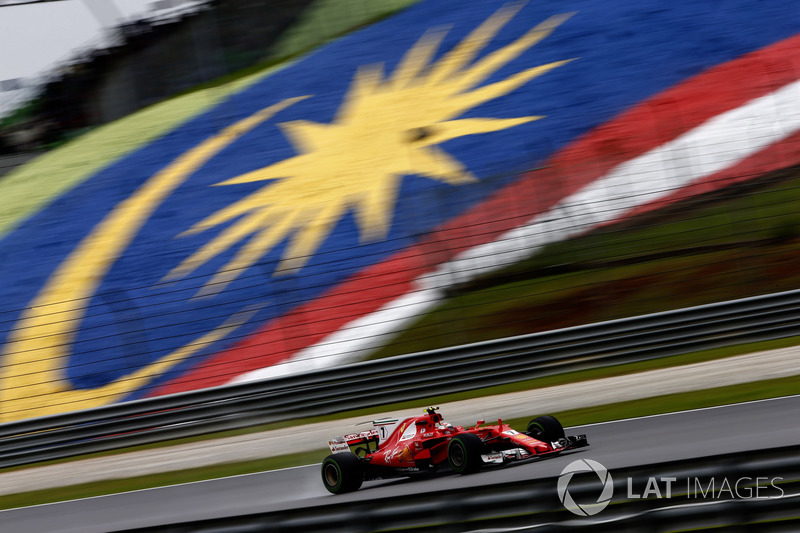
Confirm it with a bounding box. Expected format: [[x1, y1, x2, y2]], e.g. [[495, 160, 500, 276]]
[[0, 96, 308, 422]]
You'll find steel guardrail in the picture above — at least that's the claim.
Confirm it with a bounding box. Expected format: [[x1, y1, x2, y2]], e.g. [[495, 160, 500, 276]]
[[112, 444, 800, 532], [1, 288, 799, 467]]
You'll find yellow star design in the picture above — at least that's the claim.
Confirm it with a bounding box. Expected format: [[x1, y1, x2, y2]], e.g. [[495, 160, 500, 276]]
[[166, 5, 575, 295]]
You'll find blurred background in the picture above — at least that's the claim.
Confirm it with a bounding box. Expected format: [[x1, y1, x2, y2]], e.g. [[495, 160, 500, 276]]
[[0, 0, 798, 422], [0, 0, 413, 150]]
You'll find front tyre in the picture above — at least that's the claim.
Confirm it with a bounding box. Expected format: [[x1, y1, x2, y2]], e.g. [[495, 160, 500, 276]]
[[321, 452, 363, 494], [527, 415, 565, 442], [447, 433, 483, 475]]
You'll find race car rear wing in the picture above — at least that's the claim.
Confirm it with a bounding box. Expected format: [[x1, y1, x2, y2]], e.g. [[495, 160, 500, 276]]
[[328, 429, 380, 454]]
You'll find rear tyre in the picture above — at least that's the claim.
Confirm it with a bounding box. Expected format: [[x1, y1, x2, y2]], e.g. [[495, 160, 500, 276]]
[[447, 433, 483, 475], [527, 415, 565, 442], [321, 452, 363, 494]]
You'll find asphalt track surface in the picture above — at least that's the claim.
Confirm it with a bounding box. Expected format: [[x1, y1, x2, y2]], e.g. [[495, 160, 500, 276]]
[[3, 395, 799, 532]]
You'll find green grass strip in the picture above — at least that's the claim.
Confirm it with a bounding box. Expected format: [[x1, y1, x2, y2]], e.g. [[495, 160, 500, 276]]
[[244, 333, 800, 428], [0, 67, 285, 239], [269, 0, 419, 60]]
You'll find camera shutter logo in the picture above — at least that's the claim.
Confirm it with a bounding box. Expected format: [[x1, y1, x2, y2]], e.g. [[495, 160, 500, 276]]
[[557, 459, 614, 516]]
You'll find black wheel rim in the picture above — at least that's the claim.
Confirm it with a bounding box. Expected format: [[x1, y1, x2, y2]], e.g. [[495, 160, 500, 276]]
[[324, 463, 340, 488], [529, 423, 544, 439], [450, 442, 465, 468]]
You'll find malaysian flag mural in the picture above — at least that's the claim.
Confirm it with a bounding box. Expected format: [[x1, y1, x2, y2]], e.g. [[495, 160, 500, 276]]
[[0, 0, 798, 420]]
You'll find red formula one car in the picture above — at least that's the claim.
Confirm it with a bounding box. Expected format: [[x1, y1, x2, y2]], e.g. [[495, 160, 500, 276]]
[[321, 407, 588, 494]]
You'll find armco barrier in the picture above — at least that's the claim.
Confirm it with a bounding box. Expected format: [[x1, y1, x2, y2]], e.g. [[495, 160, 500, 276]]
[[113, 444, 800, 532], [1, 288, 800, 468]]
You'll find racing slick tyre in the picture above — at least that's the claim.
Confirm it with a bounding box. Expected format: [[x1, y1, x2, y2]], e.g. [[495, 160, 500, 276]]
[[447, 433, 483, 475], [321, 452, 363, 494], [527, 415, 565, 442]]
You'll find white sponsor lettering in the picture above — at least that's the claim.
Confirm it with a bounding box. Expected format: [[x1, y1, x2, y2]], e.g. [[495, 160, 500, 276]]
[[329, 441, 350, 453]]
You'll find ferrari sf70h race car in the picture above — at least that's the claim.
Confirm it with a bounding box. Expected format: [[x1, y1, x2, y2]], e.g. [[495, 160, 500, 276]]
[[321, 407, 588, 494]]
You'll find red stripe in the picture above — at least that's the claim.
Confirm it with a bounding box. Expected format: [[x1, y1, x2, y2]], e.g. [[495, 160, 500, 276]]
[[151, 33, 800, 396]]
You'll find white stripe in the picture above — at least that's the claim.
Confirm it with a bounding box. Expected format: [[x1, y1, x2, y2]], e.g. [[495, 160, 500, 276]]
[[230, 289, 443, 380], [231, 79, 800, 384]]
